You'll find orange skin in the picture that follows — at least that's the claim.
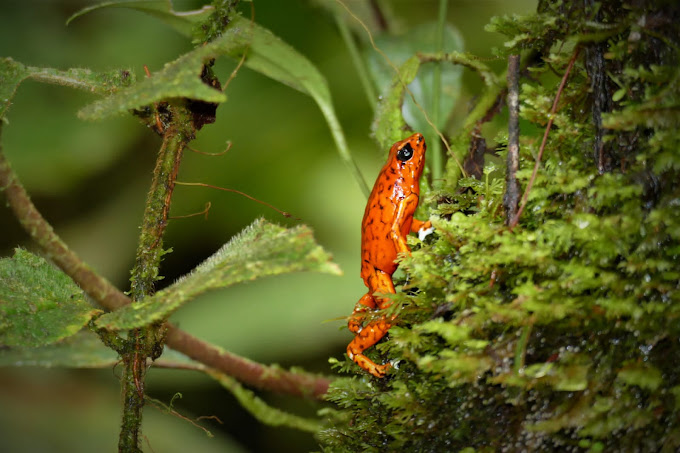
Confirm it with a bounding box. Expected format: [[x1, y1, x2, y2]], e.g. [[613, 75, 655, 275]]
[[347, 133, 431, 377]]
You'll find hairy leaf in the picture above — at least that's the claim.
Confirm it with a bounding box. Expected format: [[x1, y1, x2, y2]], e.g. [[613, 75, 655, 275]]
[[0, 330, 117, 368], [0, 57, 133, 120], [96, 218, 341, 330], [0, 249, 101, 347]]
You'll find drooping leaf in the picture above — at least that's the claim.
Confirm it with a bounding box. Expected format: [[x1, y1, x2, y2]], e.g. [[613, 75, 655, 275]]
[[66, 0, 214, 39], [220, 15, 369, 195], [96, 218, 341, 330], [0, 57, 134, 120], [0, 249, 102, 347], [207, 369, 321, 433]]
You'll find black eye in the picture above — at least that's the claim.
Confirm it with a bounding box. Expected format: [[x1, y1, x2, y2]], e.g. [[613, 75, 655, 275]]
[[397, 143, 414, 162]]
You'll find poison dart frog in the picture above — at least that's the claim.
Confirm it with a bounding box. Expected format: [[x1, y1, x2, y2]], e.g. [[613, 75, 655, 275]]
[[347, 132, 432, 377]]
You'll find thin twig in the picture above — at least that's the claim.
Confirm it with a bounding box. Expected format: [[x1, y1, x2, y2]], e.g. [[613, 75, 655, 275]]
[[334, 12, 377, 111], [504, 54, 521, 225], [170, 201, 212, 220], [510, 48, 580, 229], [175, 181, 299, 220]]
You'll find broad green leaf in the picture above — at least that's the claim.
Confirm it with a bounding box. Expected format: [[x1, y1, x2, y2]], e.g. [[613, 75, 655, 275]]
[[96, 218, 341, 330], [367, 22, 464, 143], [0, 329, 204, 369], [66, 0, 214, 39], [0, 249, 102, 347], [0, 57, 134, 120], [208, 369, 321, 433]]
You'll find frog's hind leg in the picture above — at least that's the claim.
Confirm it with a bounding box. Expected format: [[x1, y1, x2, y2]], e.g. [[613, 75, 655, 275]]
[[347, 268, 396, 377], [348, 292, 376, 334], [347, 317, 393, 377]]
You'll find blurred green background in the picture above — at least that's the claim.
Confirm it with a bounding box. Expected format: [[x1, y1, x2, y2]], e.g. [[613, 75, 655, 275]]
[[0, 0, 534, 451]]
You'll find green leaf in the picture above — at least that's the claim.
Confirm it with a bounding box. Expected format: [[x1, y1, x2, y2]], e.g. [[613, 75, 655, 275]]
[[66, 0, 214, 38], [77, 36, 237, 119], [0, 249, 102, 347], [0, 57, 134, 120], [207, 369, 321, 433], [96, 218, 341, 330]]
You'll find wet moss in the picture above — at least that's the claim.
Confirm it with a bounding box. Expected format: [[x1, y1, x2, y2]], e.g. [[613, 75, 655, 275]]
[[319, 1, 680, 451]]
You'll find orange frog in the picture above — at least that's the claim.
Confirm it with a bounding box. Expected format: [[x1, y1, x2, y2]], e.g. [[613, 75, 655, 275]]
[[347, 132, 432, 377]]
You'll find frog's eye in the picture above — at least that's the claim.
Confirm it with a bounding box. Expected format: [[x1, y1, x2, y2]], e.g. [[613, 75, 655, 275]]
[[397, 143, 414, 162]]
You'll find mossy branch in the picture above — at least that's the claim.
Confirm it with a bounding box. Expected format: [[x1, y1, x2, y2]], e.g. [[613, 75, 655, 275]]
[[118, 103, 196, 452]]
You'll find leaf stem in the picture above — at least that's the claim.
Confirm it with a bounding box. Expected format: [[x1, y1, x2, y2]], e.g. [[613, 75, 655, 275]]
[[317, 98, 371, 197]]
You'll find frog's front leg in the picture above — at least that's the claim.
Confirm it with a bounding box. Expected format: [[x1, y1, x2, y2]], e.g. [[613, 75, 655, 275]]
[[390, 193, 421, 255], [347, 267, 396, 378], [411, 218, 432, 233]]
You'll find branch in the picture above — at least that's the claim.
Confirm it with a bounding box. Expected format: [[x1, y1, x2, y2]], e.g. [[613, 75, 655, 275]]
[[0, 123, 331, 400]]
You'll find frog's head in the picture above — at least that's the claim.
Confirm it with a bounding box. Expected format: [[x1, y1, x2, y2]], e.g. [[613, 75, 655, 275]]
[[389, 132, 427, 179]]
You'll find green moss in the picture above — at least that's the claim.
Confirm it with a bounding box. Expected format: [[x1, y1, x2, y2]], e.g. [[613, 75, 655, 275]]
[[320, 1, 680, 451]]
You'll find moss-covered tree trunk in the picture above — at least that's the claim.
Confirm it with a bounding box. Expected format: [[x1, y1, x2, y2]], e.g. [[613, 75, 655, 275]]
[[320, 1, 680, 451]]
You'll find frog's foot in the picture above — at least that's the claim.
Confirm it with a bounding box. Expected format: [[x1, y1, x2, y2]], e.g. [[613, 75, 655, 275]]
[[347, 352, 391, 378], [347, 318, 392, 378]]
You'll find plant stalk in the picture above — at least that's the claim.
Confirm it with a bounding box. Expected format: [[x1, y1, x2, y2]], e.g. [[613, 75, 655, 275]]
[[118, 104, 194, 452]]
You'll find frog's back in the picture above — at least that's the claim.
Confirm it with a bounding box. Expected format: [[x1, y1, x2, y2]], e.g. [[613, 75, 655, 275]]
[[361, 165, 411, 275]]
